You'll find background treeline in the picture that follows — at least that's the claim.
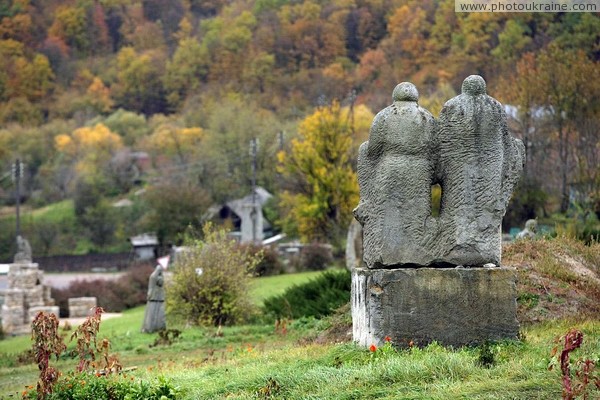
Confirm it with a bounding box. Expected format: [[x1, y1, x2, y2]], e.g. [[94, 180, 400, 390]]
[[0, 0, 598, 259]]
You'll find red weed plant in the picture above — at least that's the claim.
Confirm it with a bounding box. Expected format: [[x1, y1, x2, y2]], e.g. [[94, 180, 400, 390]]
[[31, 312, 66, 399], [70, 307, 122, 375], [550, 328, 600, 400]]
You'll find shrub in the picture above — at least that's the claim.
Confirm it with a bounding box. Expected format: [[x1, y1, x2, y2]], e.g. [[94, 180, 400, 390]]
[[52, 263, 154, 316], [263, 269, 351, 320], [299, 242, 333, 271], [240, 243, 284, 276], [166, 224, 263, 326], [26, 373, 180, 400]]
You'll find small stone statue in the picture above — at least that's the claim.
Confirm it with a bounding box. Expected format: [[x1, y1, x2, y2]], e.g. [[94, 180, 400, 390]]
[[13, 235, 32, 263], [516, 219, 537, 240], [141, 265, 166, 333]]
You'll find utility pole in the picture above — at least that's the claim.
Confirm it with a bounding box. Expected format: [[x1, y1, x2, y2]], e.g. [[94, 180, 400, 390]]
[[278, 131, 284, 152], [249, 138, 259, 243], [12, 159, 23, 239]]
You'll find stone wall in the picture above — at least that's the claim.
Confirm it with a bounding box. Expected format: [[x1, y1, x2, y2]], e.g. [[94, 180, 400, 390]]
[[0, 263, 57, 335]]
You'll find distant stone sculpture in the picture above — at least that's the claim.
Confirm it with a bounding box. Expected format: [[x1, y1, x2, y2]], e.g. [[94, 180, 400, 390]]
[[354, 82, 437, 267], [13, 235, 32, 264], [141, 265, 166, 333], [354, 75, 524, 268], [516, 219, 538, 240]]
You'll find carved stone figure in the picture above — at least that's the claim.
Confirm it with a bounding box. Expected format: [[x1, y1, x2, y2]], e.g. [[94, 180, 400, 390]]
[[436, 75, 525, 266], [352, 76, 524, 348], [354, 82, 437, 267], [13, 235, 32, 264], [141, 265, 166, 333], [354, 75, 524, 268], [516, 219, 537, 240]]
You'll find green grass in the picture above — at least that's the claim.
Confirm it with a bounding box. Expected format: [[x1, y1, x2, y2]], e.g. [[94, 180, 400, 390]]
[[2, 270, 599, 399], [249, 270, 325, 304], [2, 307, 600, 399], [28, 199, 75, 223]]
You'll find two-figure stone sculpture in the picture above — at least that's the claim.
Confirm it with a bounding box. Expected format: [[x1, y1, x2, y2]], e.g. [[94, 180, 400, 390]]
[[352, 75, 525, 347], [354, 75, 525, 268]]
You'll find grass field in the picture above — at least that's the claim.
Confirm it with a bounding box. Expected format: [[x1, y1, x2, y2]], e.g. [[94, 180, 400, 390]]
[[1, 269, 599, 399], [2, 306, 599, 399], [249, 270, 324, 304]]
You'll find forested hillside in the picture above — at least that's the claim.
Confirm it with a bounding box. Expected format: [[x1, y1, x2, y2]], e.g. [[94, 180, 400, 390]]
[[0, 0, 598, 258]]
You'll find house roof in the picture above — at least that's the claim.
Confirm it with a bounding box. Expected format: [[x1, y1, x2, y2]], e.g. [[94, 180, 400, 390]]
[[205, 187, 273, 222], [130, 233, 158, 247]]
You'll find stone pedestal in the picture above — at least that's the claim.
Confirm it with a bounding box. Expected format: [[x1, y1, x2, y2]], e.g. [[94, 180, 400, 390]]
[[352, 267, 519, 347], [68, 297, 97, 318], [1, 262, 57, 335]]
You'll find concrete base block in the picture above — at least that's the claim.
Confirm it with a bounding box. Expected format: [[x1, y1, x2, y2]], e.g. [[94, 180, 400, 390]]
[[352, 267, 519, 347], [68, 297, 97, 318], [28, 306, 60, 322]]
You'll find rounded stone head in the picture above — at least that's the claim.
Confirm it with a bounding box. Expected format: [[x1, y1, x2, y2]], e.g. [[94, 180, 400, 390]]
[[524, 219, 537, 232], [461, 75, 487, 96], [393, 82, 419, 102]]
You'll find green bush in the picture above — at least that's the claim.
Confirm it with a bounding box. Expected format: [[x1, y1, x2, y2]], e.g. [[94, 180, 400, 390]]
[[166, 224, 263, 326], [262, 269, 351, 320], [24, 373, 179, 400]]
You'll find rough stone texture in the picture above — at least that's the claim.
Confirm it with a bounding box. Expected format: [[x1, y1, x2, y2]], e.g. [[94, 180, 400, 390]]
[[345, 218, 364, 271], [0, 305, 25, 334], [352, 267, 519, 347], [354, 82, 438, 267], [141, 265, 166, 333], [68, 297, 97, 318], [354, 76, 524, 268], [436, 75, 525, 266], [1, 262, 56, 334], [28, 306, 59, 322], [8, 263, 43, 288]]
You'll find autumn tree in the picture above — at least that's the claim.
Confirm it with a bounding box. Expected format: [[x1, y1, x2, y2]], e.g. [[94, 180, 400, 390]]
[[143, 181, 212, 247], [163, 37, 208, 108], [277, 101, 361, 245], [197, 95, 285, 203], [536, 45, 598, 212], [142, 121, 204, 166], [113, 47, 167, 115]]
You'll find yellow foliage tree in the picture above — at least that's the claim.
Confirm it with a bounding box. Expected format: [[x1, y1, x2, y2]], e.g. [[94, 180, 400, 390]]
[[144, 124, 204, 165], [278, 101, 369, 244], [54, 123, 123, 176], [86, 77, 113, 114]]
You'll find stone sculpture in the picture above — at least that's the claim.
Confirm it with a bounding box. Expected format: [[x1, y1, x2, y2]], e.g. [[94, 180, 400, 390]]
[[141, 265, 166, 333], [354, 75, 524, 268], [436, 75, 525, 266], [13, 235, 32, 264], [354, 82, 437, 267], [516, 219, 537, 240], [352, 75, 524, 347]]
